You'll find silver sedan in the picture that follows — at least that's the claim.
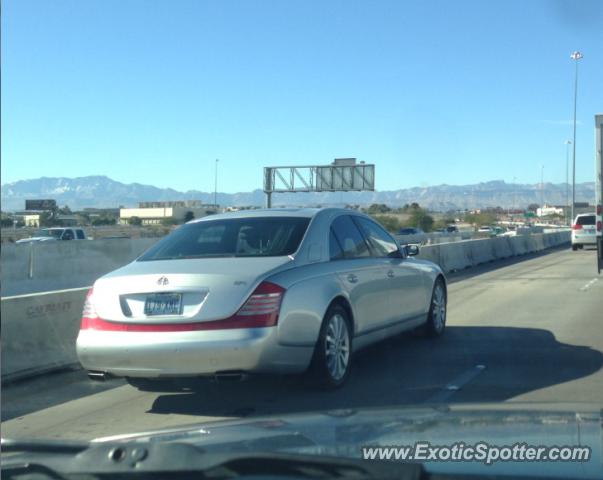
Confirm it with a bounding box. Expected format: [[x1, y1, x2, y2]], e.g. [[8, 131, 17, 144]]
[[76, 208, 447, 388]]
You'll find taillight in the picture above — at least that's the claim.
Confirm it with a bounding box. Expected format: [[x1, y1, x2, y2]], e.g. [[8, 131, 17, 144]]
[[597, 205, 602, 215], [80, 288, 97, 330], [236, 281, 284, 318], [597, 221, 602, 232], [572, 224, 583, 230], [80, 281, 286, 332]]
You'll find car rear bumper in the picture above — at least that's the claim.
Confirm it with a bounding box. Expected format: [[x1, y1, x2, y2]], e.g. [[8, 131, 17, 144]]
[[76, 327, 314, 378], [571, 232, 596, 245]]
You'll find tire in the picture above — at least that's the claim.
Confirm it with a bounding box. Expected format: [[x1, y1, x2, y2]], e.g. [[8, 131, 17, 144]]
[[309, 304, 353, 389], [572, 244, 578, 251], [424, 277, 447, 337]]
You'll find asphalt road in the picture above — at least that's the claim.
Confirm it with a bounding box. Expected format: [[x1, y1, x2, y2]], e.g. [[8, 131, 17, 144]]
[[2, 247, 602, 441]]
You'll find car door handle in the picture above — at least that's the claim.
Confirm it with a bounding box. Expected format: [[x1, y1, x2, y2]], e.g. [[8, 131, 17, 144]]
[[387, 270, 395, 278], [347, 274, 358, 283]]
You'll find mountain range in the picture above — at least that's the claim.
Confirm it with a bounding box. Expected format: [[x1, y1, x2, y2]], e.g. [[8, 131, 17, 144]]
[[0, 175, 596, 212]]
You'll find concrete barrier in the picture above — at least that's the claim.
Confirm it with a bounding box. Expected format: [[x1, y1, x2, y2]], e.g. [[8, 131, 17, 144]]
[[1, 238, 160, 297], [464, 238, 495, 265], [417, 231, 570, 273], [438, 242, 472, 272], [1, 288, 88, 382], [491, 237, 513, 259]]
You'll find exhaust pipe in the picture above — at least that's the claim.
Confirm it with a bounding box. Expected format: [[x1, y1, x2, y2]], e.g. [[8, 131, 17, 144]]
[[213, 371, 247, 382], [87, 371, 108, 381]]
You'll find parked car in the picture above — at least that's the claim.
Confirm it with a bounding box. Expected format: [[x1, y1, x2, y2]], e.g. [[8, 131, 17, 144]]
[[396, 227, 428, 245], [15, 227, 88, 244], [571, 213, 596, 251], [77, 208, 447, 389]]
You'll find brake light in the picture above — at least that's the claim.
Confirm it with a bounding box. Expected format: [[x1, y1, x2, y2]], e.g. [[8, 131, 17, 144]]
[[597, 221, 602, 232], [80, 282, 285, 332], [80, 288, 98, 330], [597, 205, 602, 215], [572, 224, 583, 230]]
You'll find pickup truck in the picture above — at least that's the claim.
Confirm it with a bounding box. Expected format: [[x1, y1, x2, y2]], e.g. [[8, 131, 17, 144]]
[[16, 227, 88, 244]]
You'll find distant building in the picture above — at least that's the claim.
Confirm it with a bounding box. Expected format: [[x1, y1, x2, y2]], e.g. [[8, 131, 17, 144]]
[[138, 200, 204, 208], [119, 201, 218, 225], [13, 212, 40, 227], [537, 205, 564, 217], [55, 215, 79, 226], [82, 208, 120, 216]]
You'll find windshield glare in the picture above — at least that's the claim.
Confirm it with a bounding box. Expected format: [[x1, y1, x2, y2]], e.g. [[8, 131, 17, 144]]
[[138, 217, 310, 260]]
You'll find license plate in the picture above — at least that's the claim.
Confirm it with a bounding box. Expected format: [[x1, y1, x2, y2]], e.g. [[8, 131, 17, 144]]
[[144, 293, 182, 316]]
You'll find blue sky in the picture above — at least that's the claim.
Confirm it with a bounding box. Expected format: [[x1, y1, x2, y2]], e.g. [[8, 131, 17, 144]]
[[2, 0, 602, 193]]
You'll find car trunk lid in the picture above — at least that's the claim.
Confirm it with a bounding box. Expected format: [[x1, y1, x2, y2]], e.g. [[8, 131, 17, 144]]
[[92, 257, 293, 323]]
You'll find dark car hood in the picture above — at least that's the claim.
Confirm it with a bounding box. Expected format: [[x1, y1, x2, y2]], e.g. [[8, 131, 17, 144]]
[[94, 403, 603, 478]]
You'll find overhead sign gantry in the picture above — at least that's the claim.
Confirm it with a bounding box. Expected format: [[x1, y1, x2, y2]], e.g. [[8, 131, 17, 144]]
[[263, 158, 375, 208]]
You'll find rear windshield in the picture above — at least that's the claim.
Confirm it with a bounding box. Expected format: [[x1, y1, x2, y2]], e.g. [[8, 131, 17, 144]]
[[576, 215, 595, 226], [398, 228, 416, 235], [37, 229, 63, 238], [138, 216, 310, 261]]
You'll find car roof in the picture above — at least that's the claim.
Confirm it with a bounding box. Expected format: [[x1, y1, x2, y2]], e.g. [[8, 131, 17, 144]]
[[575, 213, 595, 217], [188, 207, 348, 223]]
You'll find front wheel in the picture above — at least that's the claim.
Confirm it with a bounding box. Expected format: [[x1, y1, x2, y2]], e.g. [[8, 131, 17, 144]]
[[424, 278, 447, 337], [572, 244, 578, 251], [309, 304, 352, 389]]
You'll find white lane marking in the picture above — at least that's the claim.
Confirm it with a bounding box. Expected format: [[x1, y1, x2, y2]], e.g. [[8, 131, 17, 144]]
[[579, 278, 599, 292], [425, 364, 486, 403]]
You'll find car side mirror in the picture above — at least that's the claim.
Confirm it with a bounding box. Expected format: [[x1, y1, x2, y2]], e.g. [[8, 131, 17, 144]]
[[405, 244, 420, 256]]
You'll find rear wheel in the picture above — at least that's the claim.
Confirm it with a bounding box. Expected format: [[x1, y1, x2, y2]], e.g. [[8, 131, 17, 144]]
[[424, 278, 447, 337], [309, 304, 352, 389], [572, 244, 578, 251]]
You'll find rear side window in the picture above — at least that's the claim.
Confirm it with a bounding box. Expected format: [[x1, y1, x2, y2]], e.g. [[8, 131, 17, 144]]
[[354, 217, 399, 258], [76, 229, 85, 239], [330, 215, 370, 259], [138, 217, 310, 261], [576, 215, 595, 225], [329, 228, 344, 260]]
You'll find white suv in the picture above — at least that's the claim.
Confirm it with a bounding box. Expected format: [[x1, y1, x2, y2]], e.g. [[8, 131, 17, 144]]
[[571, 213, 596, 251]]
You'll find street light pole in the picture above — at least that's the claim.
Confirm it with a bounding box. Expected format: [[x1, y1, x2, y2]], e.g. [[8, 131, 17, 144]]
[[570, 51, 582, 223], [540, 165, 544, 209], [214, 159, 219, 207], [565, 139, 572, 224]]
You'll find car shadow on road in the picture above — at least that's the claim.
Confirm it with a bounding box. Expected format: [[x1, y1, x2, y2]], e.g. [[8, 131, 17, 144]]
[[148, 325, 603, 418]]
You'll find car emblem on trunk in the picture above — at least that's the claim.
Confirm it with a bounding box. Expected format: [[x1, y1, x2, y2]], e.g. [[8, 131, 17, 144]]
[[157, 276, 169, 286]]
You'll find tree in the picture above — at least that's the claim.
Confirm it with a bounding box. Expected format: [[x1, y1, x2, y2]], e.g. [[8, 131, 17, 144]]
[[371, 215, 402, 233], [367, 203, 391, 215], [39, 211, 59, 227], [183, 211, 195, 223], [464, 212, 497, 227], [92, 215, 116, 226], [409, 209, 434, 232], [128, 216, 142, 226], [58, 205, 72, 215], [527, 203, 539, 212]]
